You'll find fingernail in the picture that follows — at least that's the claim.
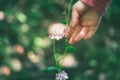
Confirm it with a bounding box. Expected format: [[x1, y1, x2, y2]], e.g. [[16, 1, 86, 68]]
[[69, 41, 73, 45], [74, 36, 78, 41], [69, 38, 73, 44], [65, 33, 69, 39]]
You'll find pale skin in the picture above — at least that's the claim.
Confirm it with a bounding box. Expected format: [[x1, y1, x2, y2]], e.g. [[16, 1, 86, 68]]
[[66, 1, 102, 44]]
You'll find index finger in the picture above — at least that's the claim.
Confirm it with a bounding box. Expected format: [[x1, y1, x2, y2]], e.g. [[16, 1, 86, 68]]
[[65, 26, 75, 39]]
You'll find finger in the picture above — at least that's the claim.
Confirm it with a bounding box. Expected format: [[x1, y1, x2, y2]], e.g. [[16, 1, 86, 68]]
[[69, 25, 83, 44], [84, 25, 98, 40], [65, 26, 75, 39], [74, 26, 89, 42], [84, 28, 96, 40], [65, 9, 79, 39]]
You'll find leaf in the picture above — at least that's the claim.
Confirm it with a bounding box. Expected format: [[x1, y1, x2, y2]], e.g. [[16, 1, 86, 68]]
[[65, 39, 69, 47], [43, 66, 58, 72], [66, 46, 76, 53]]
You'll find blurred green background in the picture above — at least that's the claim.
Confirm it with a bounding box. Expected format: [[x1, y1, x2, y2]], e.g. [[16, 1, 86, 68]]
[[0, 0, 120, 80]]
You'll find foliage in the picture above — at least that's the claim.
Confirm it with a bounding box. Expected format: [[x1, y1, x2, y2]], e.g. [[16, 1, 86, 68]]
[[0, 0, 120, 80]]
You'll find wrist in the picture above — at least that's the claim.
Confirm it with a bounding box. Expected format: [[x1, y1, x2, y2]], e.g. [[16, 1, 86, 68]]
[[80, 0, 111, 15], [74, 1, 90, 15]]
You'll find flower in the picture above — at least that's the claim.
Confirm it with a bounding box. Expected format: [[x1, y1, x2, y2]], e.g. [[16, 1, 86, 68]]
[[48, 23, 67, 40], [56, 71, 69, 80], [49, 34, 63, 40]]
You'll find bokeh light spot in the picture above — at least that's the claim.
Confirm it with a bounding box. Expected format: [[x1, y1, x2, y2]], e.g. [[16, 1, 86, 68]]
[[16, 12, 27, 23], [28, 51, 39, 63], [11, 59, 22, 72], [34, 37, 51, 49], [13, 45, 24, 55], [20, 24, 29, 33], [0, 66, 10, 76], [60, 54, 78, 68], [0, 11, 4, 20]]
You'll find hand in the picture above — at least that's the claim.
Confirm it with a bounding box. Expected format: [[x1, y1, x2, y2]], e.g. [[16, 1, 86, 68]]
[[65, 1, 102, 44]]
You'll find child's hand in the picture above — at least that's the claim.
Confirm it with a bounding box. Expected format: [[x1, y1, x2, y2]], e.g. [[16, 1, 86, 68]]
[[65, 1, 101, 44]]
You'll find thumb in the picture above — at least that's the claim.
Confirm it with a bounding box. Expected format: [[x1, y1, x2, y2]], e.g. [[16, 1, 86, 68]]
[[65, 8, 79, 39]]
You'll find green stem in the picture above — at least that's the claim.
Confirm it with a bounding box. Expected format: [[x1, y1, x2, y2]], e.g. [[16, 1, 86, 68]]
[[53, 39, 57, 64], [57, 0, 73, 66], [57, 50, 67, 63], [53, 0, 73, 74], [57, 40, 68, 62], [53, 39, 61, 72], [66, 0, 73, 26], [57, 0, 73, 68]]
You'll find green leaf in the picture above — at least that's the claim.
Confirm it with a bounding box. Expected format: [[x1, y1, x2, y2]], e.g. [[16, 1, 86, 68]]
[[65, 39, 69, 47], [43, 66, 58, 72], [66, 46, 76, 53]]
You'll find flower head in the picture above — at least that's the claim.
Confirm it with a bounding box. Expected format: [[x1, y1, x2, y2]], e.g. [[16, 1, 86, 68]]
[[56, 71, 69, 80], [49, 34, 63, 40], [48, 23, 67, 40]]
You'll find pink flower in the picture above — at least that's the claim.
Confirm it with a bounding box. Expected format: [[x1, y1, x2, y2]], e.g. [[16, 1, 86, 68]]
[[56, 71, 69, 80], [48, 23, 67, 40], [49, 34, 63, 40]]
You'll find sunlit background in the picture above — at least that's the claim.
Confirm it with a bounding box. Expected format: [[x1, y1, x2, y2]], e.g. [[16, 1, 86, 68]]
[[0, 0, 120, 80]]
